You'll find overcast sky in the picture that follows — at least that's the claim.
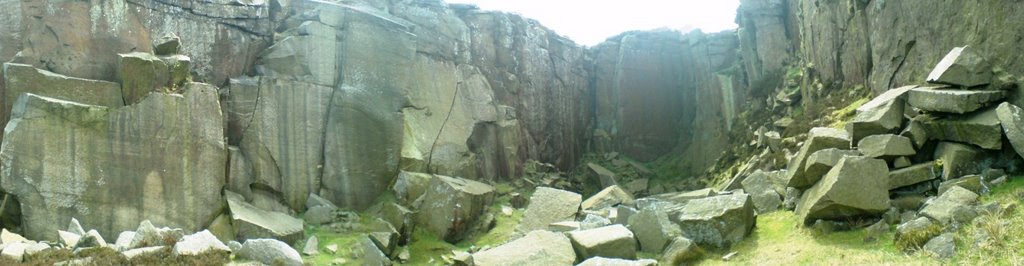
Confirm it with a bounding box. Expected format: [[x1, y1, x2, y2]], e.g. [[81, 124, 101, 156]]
[[446, 0, 741, 46]]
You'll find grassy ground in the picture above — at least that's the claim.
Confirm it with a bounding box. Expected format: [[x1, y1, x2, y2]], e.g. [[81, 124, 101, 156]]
[[952, 177, 1024, 265]]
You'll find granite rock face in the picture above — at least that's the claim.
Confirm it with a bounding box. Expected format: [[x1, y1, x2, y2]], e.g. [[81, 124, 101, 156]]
[[0, 85, 226, 241]]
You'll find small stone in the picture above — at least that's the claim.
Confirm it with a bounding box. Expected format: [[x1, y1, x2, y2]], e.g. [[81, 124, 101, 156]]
[[325, 244, 338, 254], [173, 230, 230, 256], [857, 134, 916, 159], [153, 32, 182, 56], [893, 157, 912, 169], [68, 218, 87, 236], [722, 251, 739, 261], [923, 233, 956, 259], [920, 186, 979, 225], [306, 193, 337, 209], [660, 236, 701, 265], [302, 236, 319, 256]]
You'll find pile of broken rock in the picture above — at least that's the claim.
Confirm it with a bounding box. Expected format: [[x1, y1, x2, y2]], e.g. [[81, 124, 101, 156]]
[[733, 45, 1021, 260]]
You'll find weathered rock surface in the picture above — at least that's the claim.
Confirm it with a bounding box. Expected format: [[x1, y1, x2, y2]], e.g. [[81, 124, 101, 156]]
[[227, 191, 304, 244], [923, 233, 956, 259], [674, 193, 755, 249], [415, 174, 495, 243], [937, 175, 985, 195], [517, 187, 582, 234], [660, 236, 702, 265], [796, 156, 889, 224], [996, 102, 1024, 159], [1, 63, 123, 128], [920, 186, 979, 225], [472, 230, 576, 266], [173, 230, 230, 256], [237, 239, 303, 266], [0, 85, 226, 241], [857, 134, 916, 159], [803, 149, 861, 185], [567, 224, 637, 260], [785, 128, 852, 188], [916, 108, 1003, 150], [926, 46, 992, 87], [847, 86, 913, 143], [889, 162, 938, 189], [908, 87, 1005, 114], [628, 208, 681, 253], [934, 142, 984, 180], [582, 185, 635, 211], [741, 170, 783, 213], [587, 163, 620, 189]]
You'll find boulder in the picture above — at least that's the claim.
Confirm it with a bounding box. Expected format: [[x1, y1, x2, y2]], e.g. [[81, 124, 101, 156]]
[[173, 230, 230, 256], [915, 108, 1002, 150], [1, 63, 122, 128], [117, 52, 170, 105], [415, 174, 495, 243], [227, 191, 304, 244], [392, 171, 433, 205], [907, 87, 1005, 114], [517, 187, 582, 234], [587, 163, 619, 188], [674, 193, 755, 249], [900, 120, 929, 149], [162, 54, 192, 88], [362, 237, 392, 266], [741, 170, 783, 213], [649, 188, 719, 204], [784, 128, 852, 188], [925, 46, 992, 87], [660, 236, 702, 265], [58, 231, 81, 248], [796, 156, 889, 225], [580, 214, 613, 230], [567, 224, 637, 260], [472, 230, 576, 266], [857, 134, 916, 159], [306, 194, 336, 209], [114, 231, 136, 250], [303, 205, 339, 225], [1, 229, 27, 244], [888, 162, 938, 190], [934, 142, 984, 180], [577, 257, 657, 266], [624, 179, 649, 195], [803, 149, 861, 185], [895, 216, 941, 251], [847, 86, 912, 143], [627, 208, 681, 253], [937, 175, 984, 195], [582, 185, 635, 211], [0, 85, 226, 242], [923, 233, 956, 259], [920, 186, 979, 225], [237, 239, 303, 266], [153, 33, 181, 56], [302, 236, 318, 256], [128, 220, 185, 249], [996, 102, 1024, 159], [379, 203, 414, 244], [614, 205, 638, 225]]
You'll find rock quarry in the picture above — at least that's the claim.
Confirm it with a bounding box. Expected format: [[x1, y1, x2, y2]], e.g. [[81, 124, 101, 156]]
[[0, 0, 1020, 265]]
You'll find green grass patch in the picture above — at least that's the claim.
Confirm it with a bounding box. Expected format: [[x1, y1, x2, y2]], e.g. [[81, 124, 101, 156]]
[[827, 96, 869, 129], [952, 176, 1024, 264]]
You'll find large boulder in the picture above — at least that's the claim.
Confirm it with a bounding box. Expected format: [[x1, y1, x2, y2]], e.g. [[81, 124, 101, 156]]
[[741, 170, 783, 213], [888, 162, 938, 190], [674, 193, 755, 249], [996, 102, 1024, 159], [933, 142, 984, 180], [919, 186, 979, 225], [916, 108, 1003, 150], [847, 86, 913, 143], [785, 128, 852, 188], [415, 174, 495, 243], [472, 230, 576, 266], [517, 187, 582, 234], [796, 156, 889, 225], [803, 149, 861, 185], [907, 87, 1005, 114], [227, 191, 304, 244], [587, 163, 619, 188], [567, 224, 637, 260], [1, 63, 123, 128], [581, 185, 635, 211], [856, 134, 916, 159], [627, 208, 681, 253], [925, 46, 992, 87], [0, 85, 226, 241]]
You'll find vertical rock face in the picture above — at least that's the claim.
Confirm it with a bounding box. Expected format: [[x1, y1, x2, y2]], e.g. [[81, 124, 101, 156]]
[[0, 85, 226, 241]]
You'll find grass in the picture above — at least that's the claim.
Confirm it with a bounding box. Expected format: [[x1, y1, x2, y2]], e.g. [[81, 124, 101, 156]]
[[952, 177, 1024, 264], [697, 212, 935, 265], [828, 97, 870, 129]]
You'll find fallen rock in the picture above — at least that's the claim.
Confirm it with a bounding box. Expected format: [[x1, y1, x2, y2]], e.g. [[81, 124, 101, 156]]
[[472, 230, 576, 266], [304, 205, 340, 225], [577, 257, 657, 266], [785, 128, 852, 188], [741, 170, 783, 213], [75, 229, 107, 248], [926, 46, 992, 87], [847, 86, 913, 143], [153, 33, 181, 56], [114, 231, 136, 250], [172, 230, 230, 256], [567, 224, 636, 260], [378, 203, 414, 244], [628, 208, 681, 253], [392, 171, 433, 205], [675, 193, 755, 249], [0, 85, 226, 242], [58, 231, 82, 248], [937, 175, 984, 195], [416, 174, 495, 243], [934, 142, 984, 180], [916, 108, 1003, 150], [893, 157, 912, 168], [783, 187, 801, 210], [803, 149, 861, 187], [117, 52, 170, 105], [908, 87, 1004, 114], [361, 237, 392, 266], [306, 193, 337, 209], [129, 220, 184, 249], [857, 134, 916, 159], [996, 102, 1024, 159], [889, 162, 938, 190], [1, 229, 27, 244], [517, 187, 582, 234], [895, 216, 942, 251], [237, 239, 303, 266], [624, 179, 649, 195], [660, 236, 702, 265], [920, 186, 979, 225], [796, 156, 889, 224], [582, 185, 635, 211], [923, 233, 956, 259], [300, 236, 317, 256], [900, 120, 929, 149], [227, 191, 304, 244], [587, 163, 619, 188]]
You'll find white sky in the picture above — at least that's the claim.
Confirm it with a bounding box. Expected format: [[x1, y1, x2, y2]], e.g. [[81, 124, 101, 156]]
[[446, 0, 741, 46]]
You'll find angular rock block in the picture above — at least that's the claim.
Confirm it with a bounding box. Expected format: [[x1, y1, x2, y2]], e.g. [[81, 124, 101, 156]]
[[847, 86, 913, 143], [415, 174, 495, 243], [857, 134, 916, 159], [392, 171, 433, 205], [628, 207, 681, 253], [517, 187, 582, 234], [916, 108, 1003, 150], [937, 175, 984, 195], [237, 239, 303, 266], [0, 85, 226, 242], [803, 149, 861, 185], [1, 63, 123, 126], [796, 156, 889, 225], [674, 193, 755, 249], [117, 52, 170, 105], [920, 186, 979, 225], [926, 46, 992, 87], [567, 224, 637, 260], [741, 170, 783, 213], [889, 162, 938, 190], [996, 102, 1024, 159], [472, 230, 576, 266], [582, 185, 635, 211], [227, 191, 304, 244], [934, 142, 984, 180], [908, 87, 1005, 114], [588, 163, 620, 188], [785, 127, 852, 188]]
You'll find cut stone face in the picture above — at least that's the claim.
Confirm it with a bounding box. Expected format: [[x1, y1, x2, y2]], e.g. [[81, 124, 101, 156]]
[[567, 224, 637, 260]]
